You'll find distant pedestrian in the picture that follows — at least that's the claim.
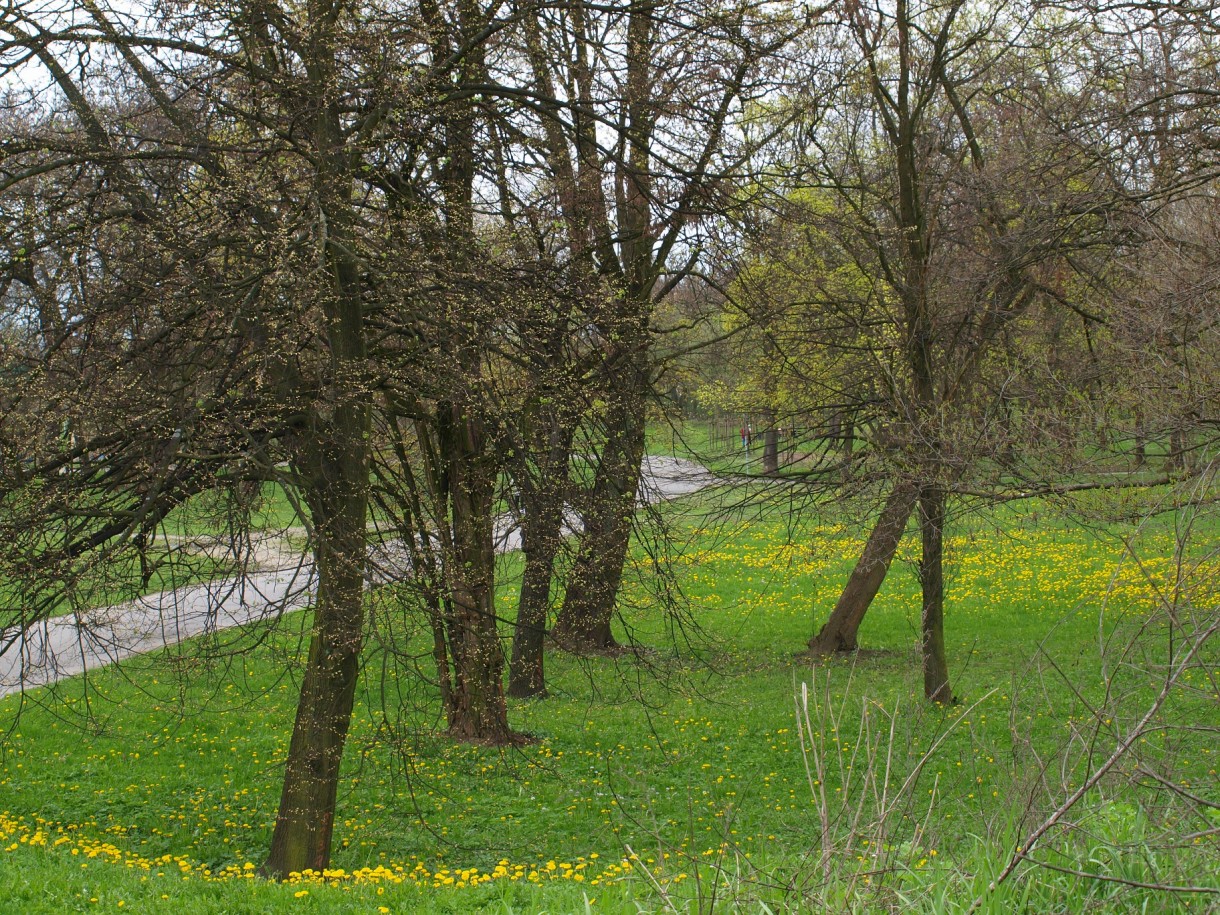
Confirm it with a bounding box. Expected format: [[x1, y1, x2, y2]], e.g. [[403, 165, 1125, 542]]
[[740, 426, 748, 451]]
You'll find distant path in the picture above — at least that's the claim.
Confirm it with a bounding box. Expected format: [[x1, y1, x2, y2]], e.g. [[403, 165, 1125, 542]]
[[0, 456, 715, 698]]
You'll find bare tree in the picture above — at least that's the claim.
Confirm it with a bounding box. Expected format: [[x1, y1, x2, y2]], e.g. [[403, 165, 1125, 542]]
[[500, 0, 807, 655], [753, 0, 1147, 700]]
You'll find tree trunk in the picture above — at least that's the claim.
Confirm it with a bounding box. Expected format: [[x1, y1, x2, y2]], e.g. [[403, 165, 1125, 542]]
[[263, 411, 369, 878], [999, 398, 1017, 471], [440, 405, 514, 743], [263, 58, 370, 870], [1133, 411, 1147, 467], [507, 470, 567, 698], [808, 481, 918, 654], [505, 320, 578, 697], [419, 17, 514, 741], [918, 487, 952, 703], [1167, 425, 1189, 473], [762, 425, 779, 476], [551, 395, 646, 654], [550, 0, 657, 656]]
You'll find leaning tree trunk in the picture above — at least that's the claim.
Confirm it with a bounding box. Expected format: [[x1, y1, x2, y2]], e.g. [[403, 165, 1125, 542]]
[[808, 481, 919, 654], [263, 408, 369, 878], [551, 393, 647, 654], [918, 487, 952, 702], [551, 0, 658, 656], [504, 295, 581, 697], [262, 75, 370, 873]]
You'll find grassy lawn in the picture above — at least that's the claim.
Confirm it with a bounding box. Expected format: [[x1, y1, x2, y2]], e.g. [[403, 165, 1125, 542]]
[[1, 484, 1217, 912]]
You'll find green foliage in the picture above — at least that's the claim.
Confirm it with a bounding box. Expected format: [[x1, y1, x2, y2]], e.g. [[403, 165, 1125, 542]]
[[698, 189, 879, 423]]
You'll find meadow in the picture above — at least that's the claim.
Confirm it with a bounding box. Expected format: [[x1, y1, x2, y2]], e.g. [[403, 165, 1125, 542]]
[[0, 480, 1217, 913]]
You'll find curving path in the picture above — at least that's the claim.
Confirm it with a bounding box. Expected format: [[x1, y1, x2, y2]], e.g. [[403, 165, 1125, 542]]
[[0, 456, 715, 698]]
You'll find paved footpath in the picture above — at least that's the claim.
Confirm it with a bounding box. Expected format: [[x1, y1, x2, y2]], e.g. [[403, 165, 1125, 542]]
[[0, 456, 715, 697]]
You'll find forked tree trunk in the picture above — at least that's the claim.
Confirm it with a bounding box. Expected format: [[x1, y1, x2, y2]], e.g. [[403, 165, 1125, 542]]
[[263, 415, 369, 878], [551, 0, 657, 655], [808, 481, 919, 654], [423, 24, 514, 741], [918, 487, 952, 702], [551, 396, 646, 654]]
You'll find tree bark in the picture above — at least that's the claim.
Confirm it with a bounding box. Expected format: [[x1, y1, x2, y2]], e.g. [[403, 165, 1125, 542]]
[[1125, 403, 1146, 466], [838, 413, 855, 483], [918, 487, 952, 703], [439, 405, 514, 743], [762, 423, 780, 476], [551, 394, 646, 654], [808, 481, 918, 654], [263, 408, 369, 878], [507, 490, 563, 698], [503, 317, 580, 697], [506, 434, 572, 698], [1167, 425, 1189, 473]]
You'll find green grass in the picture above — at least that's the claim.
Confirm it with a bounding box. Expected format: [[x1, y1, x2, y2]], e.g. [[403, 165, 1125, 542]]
[[161, 482, 305, 538], [2, 486, 1217, 912]]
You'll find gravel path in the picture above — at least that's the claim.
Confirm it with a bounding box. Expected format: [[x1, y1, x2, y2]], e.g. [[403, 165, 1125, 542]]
[[0, 456, 714, 697]]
